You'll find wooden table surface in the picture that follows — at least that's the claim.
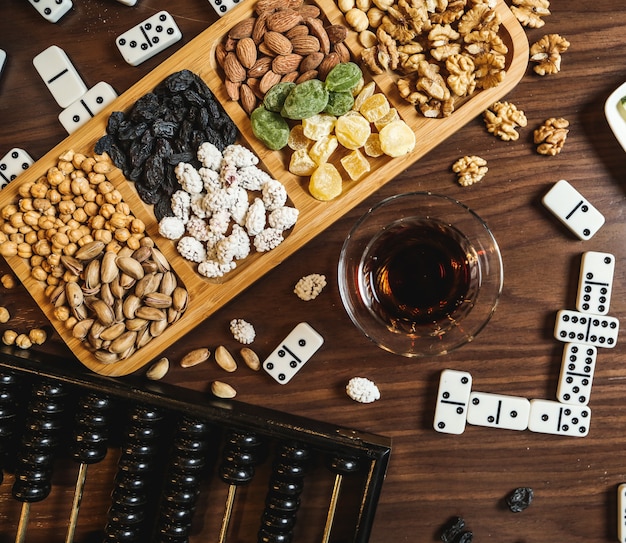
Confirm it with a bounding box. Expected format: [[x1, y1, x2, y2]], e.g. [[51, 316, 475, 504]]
[[1, 0, 626, 541]]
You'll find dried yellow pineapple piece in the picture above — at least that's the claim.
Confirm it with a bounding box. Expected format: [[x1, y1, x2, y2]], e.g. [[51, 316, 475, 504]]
[[289, 149, 317, 176], [374, 107, 400, 131], [341, 149, 371, 180], [353, 81, 376, 111], [309, 163, 343, 201], [288, 124, 312, 151], [364, 133, 384, 157], [359, 93, 391, 122], [302, 113, 337, 141], [309, 135, 339, 164], [335, 114, 371, 150], [379, 120, 416, 157]]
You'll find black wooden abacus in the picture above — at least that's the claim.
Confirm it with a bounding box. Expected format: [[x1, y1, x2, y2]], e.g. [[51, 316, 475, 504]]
[[0, 346, 391, 543]]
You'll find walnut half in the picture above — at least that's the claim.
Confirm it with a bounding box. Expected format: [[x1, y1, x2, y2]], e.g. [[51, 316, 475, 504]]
[[452, 155, 488, 186], [534, 117, 569, 155], [530, 33, 570, 76], [483, 101, 527, 141]]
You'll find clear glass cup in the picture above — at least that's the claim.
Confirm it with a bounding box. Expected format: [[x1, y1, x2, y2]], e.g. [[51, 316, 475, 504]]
[[338, 192, 503, 357]]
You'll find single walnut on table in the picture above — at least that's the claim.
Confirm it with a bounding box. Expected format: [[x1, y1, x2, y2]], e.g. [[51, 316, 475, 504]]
[[534, 117, 569, 155], [452, 155, 488, 186], [530, 33, 570, 76], [483, 100, 527, 141], [510, 0, 551, 28]]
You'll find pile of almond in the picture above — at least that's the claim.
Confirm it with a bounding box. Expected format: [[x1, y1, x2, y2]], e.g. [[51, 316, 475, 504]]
[[217, 0, 351, 114]]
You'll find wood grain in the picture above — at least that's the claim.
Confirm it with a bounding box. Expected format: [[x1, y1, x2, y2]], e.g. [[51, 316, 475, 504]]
[[0, 0, 527, 376], [1, 0, 626, 542]]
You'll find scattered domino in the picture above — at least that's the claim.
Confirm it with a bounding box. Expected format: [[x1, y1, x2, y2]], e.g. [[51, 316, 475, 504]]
[[207, 0, 245, 17], [528, 398, 591, 437], [576, 251, 615, 315], [33, 45, 87, 108], [556, 343, 597, 406], [467, 391, 530, 431], [116, 11, 182, 66], [618, 483, 626, 543], [0, 49, 6, 79], [433, 369, 472, 435], [28, 0, 73, 23], [541, 179, 605, 240], [554, 309, 619, 348], [0, 148, 34, 189], [58, 81, 118, 134], [263, 322, 324, 384]]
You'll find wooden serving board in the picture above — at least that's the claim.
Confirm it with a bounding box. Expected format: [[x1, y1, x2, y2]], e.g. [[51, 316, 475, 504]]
[[0, 0, 528, 377]]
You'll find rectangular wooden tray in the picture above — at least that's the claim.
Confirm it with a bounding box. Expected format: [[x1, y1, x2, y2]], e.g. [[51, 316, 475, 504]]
[[0, 0, 528, 376]]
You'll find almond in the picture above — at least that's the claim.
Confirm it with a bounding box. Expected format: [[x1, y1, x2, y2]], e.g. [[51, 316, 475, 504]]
[[286, 25, 309, 40], [300, 51, 324, 72], [258, 42, 277, 57], [255, 0, 283, 13], [290, 35, 320, 55], [326, 24, 348, 44], [272, 53, 303, 75], [298, 4, 321, 18], [264, 31, 293, 55], [240, 84, 258, 115], [305, 18, 330, 55], [236, 37, 257, 69], [266, 9, 303, 33], [247, 56, 273, 78], [281, 71, 299, 83], [259, 70, 282, 94], [252, 11, 270, 44], [228, 18, 256, 39], [223, 52, 247, 83], [334, 42, 351, 64], [247, 78, 265, 99], [317, 51, 340, 79], [296, 69, 318, 83], [214, 43, 227, 67], [225, 79, 241, 101]]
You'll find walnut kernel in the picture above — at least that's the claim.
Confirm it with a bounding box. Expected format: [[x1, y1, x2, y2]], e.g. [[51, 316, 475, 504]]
[[452, 155, 488, 186], [534, 117, 569, 156], [483, 101, 527, 141], [530, 33, 570, 76]]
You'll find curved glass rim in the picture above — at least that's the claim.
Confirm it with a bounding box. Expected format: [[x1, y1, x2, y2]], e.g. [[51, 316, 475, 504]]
[[338, 191, 504, 357]]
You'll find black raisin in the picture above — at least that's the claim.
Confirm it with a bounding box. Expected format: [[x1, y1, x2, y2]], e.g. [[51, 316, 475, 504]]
[[440, 516, 465, 543], [167, 152, 194, 165], [117, 120, 148, 141], [164, 69, 195, 93], [456, 531, 473, 543], [154, 138, 174, 160], [183, 88, 205, 108], [154, 196, 173, 222], [134, 182, 161, 206], [106, 111, 125, 136], [94, 134, 113, 155], [130, 93, 160, 123], [129, 131, 155, 170], [152, 119, 178, 138], [144, 155, 165, 189], [505, 487, 534, 513]]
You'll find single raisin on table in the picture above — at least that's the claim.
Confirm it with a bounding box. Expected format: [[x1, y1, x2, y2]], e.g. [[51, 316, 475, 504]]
[[505, 486, 534, 512], [440, 516, 465, 543]]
